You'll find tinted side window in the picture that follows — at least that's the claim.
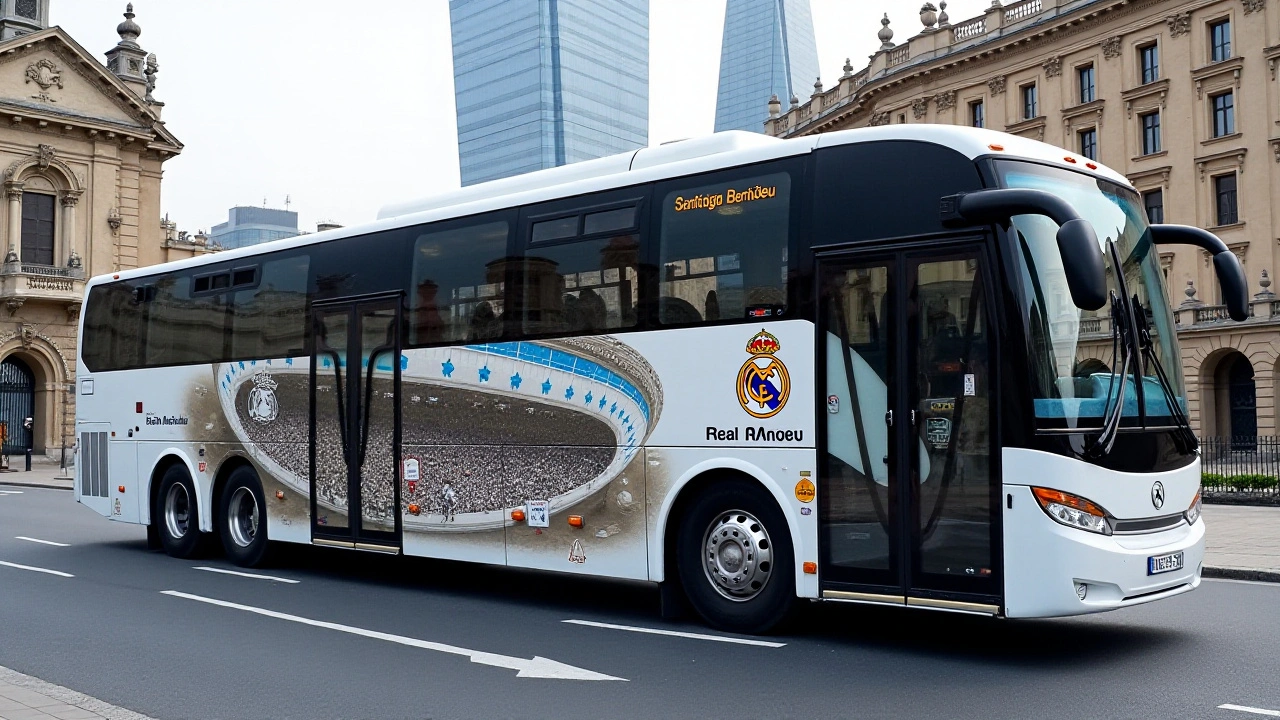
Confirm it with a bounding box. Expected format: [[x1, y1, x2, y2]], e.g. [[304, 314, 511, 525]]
[[409, 219, 510, 345], [309, 230, 409, 302], [658, 172, 790, 324], [145, 275, 230, 366], [230, 252, 310, 359], [521, 234, 639, 335], [82, 281, 144, 371]]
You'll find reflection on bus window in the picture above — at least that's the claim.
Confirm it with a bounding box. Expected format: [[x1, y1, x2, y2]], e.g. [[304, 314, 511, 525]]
[[659, 172, 790, 324], [409, 220, 509, 345]]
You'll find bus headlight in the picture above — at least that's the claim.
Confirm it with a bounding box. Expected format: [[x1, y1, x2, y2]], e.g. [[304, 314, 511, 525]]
[[1185, 490, 1202, 526], [1031, 487, 1112, 535]]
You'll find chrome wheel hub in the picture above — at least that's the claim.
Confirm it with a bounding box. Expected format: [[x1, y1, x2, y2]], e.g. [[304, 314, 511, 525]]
[[227, 487, 258, 548], [164, 482, 191, 539], [703, 510, 773, 602]]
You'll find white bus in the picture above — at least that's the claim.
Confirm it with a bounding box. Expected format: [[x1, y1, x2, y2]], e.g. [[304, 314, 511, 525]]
[[75, 126, 1246, 633]]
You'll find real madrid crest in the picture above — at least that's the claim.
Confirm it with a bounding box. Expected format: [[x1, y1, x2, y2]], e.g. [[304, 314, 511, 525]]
[[247, 370, 279, 424], [737, 329, 790, 418]]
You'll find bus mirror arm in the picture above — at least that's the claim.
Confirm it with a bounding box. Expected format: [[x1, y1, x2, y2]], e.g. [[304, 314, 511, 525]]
[[1149, 224, 1248, 322], [940, 189, 1108, 311]]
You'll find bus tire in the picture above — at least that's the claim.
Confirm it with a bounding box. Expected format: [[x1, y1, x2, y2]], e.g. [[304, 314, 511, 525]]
[[155, 464, 202, 559], [218, 466, 270, 568], [676, 479, 795, 634]]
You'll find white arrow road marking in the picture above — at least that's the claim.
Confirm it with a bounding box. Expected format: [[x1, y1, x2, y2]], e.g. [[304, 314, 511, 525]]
[[15, 536, 69, 547], [0, 560, 73, 577], [1221, 704, 1280, 717], [161, 591, 626, 681], [563, 619, 786, 648], [193, 566, 299, 583]]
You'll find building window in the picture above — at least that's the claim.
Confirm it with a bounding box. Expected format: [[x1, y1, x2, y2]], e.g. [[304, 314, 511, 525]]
[[970, 100, 984, 128], [1143, 189, 1164, 224], [1022, 84, 1038, 120], [1078, 128, 1097, 160], [1078, 65, 1096, 104], [1212, 91, 1235, 137], [1214, 173, 1238, 226], [1140, 43, 1160, 84], [20, 192, 54, 266], [1210, 19, 1232, 62], [14, 0, 37, 20], [1140, 111, 1161, 155]]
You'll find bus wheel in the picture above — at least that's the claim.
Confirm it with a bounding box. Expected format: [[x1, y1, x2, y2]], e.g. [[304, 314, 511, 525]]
[[676, 480, 794, 634], [218, 466, 270, 568], [156, 464, 202, 559]]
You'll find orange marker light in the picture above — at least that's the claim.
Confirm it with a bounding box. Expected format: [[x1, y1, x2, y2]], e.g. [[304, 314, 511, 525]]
[[275, 490, 284, 500], [118, 485, 125, 493], [1086, 162, 1098, 170], [511, 508, 526, 522], [112, 274, 119, 279], [803, 562, 817, 574], [408, 503, 421, 515], [988, 144, 1004, 152], [567, 515, 584, 528], [1064, 156, 1077, 164]]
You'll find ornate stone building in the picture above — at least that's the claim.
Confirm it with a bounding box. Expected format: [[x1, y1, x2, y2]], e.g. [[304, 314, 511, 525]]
[[0, 3, 203, 459], [769, 0, 1280, 439]]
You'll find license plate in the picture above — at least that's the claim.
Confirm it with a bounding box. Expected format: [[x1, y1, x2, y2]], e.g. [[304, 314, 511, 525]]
[[1148, 551, 1184, 575]]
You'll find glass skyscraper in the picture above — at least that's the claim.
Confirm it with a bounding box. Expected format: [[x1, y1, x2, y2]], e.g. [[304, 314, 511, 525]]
[[714, 0, 820, 133], [209, 207, 299, 250], [450, 0, 649, 187]]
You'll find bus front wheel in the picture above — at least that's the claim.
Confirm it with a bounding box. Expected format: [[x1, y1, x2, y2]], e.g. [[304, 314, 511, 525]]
[[155, 464, 202, 559], [676, 480, 795, 634], [218, 466, 270, 568]]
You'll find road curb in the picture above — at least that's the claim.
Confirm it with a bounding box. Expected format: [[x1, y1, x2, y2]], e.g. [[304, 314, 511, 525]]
[[1204, 566, 1280, 583], [0, 479, 72, 491]]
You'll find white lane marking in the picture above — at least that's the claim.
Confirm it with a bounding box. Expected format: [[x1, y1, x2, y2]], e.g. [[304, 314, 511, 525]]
[[0, 560, 73, 577], [0, 490, 23, 495], [14, 536, 69, 547], [562, 619, 786, 648], [1205, 578, 1280, 588], [1220, 704, 1280, 717], [161, 590, 626, 681], [193, 566, 299, 584]]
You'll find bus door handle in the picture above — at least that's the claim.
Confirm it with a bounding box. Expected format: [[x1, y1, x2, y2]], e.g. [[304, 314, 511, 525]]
[[885, 410, 893, 427]]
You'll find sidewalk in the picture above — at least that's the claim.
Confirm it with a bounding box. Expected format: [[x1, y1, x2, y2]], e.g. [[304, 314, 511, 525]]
[[0, 462, 71, 491], [0, 666, 151, 720], [1202, 504, 1280, 582]]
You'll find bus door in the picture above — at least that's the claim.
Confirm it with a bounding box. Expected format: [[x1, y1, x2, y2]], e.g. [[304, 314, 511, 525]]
[[817, 243, 1001, 612], [309, 295, 403, 553]]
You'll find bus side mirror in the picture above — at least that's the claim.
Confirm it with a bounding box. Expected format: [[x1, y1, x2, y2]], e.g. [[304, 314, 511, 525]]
[[1149, 224, 1248, 322], [941, 189, 1107, 311]]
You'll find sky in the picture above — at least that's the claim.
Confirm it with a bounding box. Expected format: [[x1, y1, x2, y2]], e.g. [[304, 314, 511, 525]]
[[54, 0, 992, 235]]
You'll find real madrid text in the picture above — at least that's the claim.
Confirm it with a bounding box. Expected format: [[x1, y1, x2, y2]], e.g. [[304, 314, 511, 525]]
[[706, 425, 804, 443]]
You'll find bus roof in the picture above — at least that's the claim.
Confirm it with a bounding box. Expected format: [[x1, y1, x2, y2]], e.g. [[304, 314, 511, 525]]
[[93, 126, 1130, 288]]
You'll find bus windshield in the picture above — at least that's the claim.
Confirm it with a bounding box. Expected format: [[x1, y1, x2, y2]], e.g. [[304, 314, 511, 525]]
[[997, 161, 1186, 435]]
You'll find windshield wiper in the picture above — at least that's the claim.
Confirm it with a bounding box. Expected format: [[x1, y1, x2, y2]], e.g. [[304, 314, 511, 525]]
[[1130, 294, 1199, 453], [1086, 290, 1131, 459]]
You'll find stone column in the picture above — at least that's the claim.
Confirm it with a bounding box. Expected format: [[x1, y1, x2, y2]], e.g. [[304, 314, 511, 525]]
[[4, 182, 22, 259], [60, 192, 80, 267]]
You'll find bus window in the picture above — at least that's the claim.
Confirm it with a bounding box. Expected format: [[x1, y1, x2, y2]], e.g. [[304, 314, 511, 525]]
[[409, 220, 509, 345], [82, 281, 144, 371], [659, 172, 790, 324], [144, 275, 230, 366], [230, 252, 310, 359], [520, 234, 639, 335]]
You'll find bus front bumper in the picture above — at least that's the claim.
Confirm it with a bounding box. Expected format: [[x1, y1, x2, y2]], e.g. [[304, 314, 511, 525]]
[[1002, 484, 1203, 618]]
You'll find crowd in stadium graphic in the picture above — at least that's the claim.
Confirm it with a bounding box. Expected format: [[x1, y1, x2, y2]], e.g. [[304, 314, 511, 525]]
[[216, 336, 663, 531]]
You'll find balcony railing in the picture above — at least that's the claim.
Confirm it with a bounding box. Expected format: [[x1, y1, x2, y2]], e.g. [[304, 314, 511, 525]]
[[0, 262, 85, 299], [1004, 0, 1043, 23], [951, 16, 986, 42]]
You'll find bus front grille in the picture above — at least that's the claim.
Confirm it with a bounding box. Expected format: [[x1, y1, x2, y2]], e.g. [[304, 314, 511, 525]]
[[79, 431, 108, 498]]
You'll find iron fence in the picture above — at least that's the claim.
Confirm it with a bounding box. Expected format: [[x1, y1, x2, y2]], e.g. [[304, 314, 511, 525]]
[[1200, 436, 1280, 499]]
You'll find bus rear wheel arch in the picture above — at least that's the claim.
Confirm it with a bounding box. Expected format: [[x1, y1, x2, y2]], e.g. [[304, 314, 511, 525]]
[[673, 475, 795, 634], [217, 465, 271, 568]]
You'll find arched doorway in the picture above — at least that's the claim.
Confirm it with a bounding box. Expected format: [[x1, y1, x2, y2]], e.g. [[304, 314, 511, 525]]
[[1227, 355, 1257, 449], [0, 357, 33, 454]]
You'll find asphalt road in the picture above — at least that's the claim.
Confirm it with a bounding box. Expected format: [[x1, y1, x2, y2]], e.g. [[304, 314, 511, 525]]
[[2, 483, 1278, 720]]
